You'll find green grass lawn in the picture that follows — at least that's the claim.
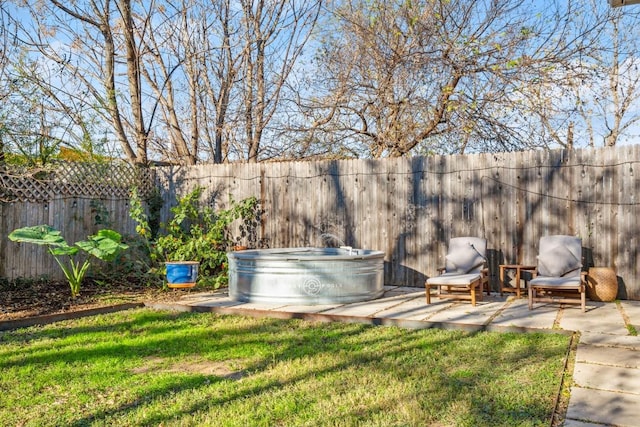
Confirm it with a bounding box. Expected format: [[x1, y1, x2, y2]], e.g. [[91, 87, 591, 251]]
[[0, 309, 570, 426]]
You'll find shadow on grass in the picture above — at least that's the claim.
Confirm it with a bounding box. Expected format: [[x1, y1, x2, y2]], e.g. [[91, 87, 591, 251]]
[[0, 309, 570, 426]]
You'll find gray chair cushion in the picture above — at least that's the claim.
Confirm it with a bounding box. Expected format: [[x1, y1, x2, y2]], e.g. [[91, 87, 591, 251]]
[[529, 275, 581, 288], [537, 245, 581, 277], [426, 272, 482, 286], [444, 237, 487, 274], [536, 235, 582, 277]]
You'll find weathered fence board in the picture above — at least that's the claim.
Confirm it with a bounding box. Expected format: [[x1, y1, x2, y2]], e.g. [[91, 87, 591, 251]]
[[2, 147, 640, 300]]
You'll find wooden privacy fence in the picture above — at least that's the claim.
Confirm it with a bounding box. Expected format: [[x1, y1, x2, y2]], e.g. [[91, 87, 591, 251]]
[[2, 146, 639, 300], [156, 146, 640, 300], [0, 161, 153, 280]]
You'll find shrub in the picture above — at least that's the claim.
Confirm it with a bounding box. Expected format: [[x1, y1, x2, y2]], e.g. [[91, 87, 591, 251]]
[[130, 186, 260, 289]]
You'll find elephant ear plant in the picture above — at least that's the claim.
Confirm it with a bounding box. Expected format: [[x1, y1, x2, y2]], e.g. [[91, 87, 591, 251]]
[[8, 225, 129, 298]]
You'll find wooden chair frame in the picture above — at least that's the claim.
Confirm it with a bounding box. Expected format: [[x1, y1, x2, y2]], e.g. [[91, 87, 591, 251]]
[[425, 268, 490, 306], [528, 271, 587, 312]]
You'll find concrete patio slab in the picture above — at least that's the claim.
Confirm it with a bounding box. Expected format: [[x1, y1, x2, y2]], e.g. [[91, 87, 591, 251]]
[[185, 298, 245, 308], [563, 420, 611, 427], [572, 363, 640, 394], [320, 295, 415, 317], [276, 304, 342, 314], [177, 290, 228, 299], [375, 290, 426, 302], [425, 297, 506, 325], [176, 292, 246, 308], [560, 302, 628, 335], [565, 387, 640, 427], [576, 344, 640, 368], [374, 296, 453, 320], [384, 286, 424, 296], [491, 298, 558, 329], [226, 301, 290, 311], [579, 332, 640, 349], [620, 300, 640, 326]]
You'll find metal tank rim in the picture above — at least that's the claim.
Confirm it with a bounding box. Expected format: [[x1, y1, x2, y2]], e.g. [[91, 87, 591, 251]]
[[226, 246, 385, 261]]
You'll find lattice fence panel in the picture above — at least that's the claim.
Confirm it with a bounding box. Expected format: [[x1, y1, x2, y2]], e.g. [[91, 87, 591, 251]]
[[0, 161, 155, 202]]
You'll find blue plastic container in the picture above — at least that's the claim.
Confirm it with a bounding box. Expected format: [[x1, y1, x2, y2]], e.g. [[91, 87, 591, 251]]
[[165, 261, 199, 288]]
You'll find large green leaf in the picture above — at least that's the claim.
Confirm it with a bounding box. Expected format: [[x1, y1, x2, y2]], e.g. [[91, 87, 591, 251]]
[[50, 246, 80, 257], [8, 225, 69, 247], [94, 229, 123, 243], [76, 230, 128, 262]]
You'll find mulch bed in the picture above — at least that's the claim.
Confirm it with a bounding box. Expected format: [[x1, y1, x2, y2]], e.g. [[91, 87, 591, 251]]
[[0, 279, 195, 322]]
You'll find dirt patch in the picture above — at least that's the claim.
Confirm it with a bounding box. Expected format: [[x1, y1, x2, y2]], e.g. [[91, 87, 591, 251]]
[[0, 279, 201, 322], [132, 356, 247, 380]]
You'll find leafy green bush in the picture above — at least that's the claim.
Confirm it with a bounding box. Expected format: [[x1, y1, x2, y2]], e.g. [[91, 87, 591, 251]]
[[130, 186, 260, 289]]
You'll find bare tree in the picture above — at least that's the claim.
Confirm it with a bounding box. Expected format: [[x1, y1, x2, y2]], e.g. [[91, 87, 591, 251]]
[[137, 1, 198, 165], [236, 0, 322, 162], [1, 5, 107, 165], [301, 0, 610, 158], [0, 5, 14, 163], [511, 2, 640, 150], [191, 0, 242, 164], [9, 0, 322, 164], [11, 0, 149, 164], [590, 8, 640, 147], [7, 0, 636, 164], [116, 0, 240, 165]]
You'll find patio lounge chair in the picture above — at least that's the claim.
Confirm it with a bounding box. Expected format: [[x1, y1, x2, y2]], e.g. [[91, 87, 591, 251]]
[[425, 237, 489, 306], [528, 235, 587, 312]]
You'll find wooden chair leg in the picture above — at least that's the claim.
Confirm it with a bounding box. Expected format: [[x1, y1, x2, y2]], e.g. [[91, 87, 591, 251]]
[[425, 283, 431, 304]]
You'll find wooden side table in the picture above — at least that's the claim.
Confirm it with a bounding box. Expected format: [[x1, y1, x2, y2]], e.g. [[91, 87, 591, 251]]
[[499, 264, 537, 298]]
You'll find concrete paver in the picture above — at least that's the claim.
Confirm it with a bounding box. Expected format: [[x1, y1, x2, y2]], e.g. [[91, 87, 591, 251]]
[[576, 344, 640, 368], [563, 420, 611, 427], [374, 296, 450, 320], [187, 299, 244, 308], [565, 324, 640, 427], [620, 300, 640, 330], [175, 291, 235, 305], [223, 301, 290, 311], [565, 387, 640, 427], [491, 298, 558, 329], [620, 299, 640, 313], [276, 304, 341, 313], [383, 286, 424, 296], [425, 297, 506, 325], [560, 301, 629, 335], [321, 294, 415, 317], [579, 332, 640, 350], [572, 363, 640, 394]]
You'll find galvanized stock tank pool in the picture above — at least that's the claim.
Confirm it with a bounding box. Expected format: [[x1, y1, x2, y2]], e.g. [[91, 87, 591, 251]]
[[227, 247, 385, 305]]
